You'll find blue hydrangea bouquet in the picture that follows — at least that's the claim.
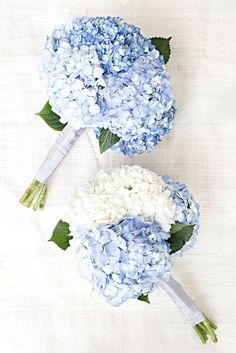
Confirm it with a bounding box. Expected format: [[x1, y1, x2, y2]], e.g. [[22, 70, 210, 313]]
[[50, 166, 217, 344], [19, 16, 176, 210]]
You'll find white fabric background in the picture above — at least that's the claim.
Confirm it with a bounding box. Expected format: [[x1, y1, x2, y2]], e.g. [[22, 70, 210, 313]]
[[0, 0, 236, 352]]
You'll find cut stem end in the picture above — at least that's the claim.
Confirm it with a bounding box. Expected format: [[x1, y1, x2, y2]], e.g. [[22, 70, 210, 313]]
[[19, 179, 48, 211], [194, 318, 218, 344]]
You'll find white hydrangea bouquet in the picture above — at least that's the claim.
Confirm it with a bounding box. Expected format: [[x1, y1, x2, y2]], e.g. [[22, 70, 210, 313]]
[[19, 16, 176, 210], [49, 166, 217, 344]]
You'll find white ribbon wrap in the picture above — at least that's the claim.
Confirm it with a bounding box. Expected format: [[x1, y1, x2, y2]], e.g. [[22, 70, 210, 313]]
[[35, 125, 84, 183], [160, 276, 205, 326]]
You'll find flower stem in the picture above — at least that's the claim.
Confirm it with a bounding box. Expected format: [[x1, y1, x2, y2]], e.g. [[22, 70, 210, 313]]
[[19, 179, 39, 203], [33, 184, 47, 211], [193, 325, 207, 344], [19, 179, 47, 210], [207, 318, 217, 330]]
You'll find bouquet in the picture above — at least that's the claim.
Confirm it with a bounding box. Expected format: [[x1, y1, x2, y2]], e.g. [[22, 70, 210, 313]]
[[19, 16, 176, 210], [49, 165, 217, 344]]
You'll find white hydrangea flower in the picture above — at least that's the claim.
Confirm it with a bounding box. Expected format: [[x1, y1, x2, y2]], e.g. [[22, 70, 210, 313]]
[[64, 165, 177, 232]]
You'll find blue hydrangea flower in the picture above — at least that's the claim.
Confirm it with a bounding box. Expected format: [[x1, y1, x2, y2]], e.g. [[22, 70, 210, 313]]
[[74, 216, 171, 306], [40, 16, 176, 156], [163, 176, 200, 256], [110, 106, 176, 156]]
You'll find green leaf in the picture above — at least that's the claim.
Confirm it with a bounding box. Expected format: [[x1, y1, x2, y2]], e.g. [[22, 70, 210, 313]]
[[170, 223, 186, 234], [48, 220, 73, 250], [150, 37, 171, 64], [36, 101, 66, 131], [138, 294, 150, 304], [167, 223, 195, 254], [99, 128, 121, 153]]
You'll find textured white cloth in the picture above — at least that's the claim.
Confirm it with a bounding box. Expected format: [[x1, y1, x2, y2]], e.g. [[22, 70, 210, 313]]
[[0, 0, 236, 352]]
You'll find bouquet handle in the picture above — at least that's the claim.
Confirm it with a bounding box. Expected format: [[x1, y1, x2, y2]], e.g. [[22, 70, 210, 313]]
[[35, 125, 84, 183], [19, 125, 84, 210], [160, 276, 217, 343]]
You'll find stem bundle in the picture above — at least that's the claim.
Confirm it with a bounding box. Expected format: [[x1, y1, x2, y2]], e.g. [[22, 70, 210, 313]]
[[19, 179, 47, 210]]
